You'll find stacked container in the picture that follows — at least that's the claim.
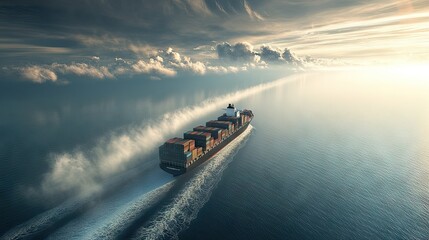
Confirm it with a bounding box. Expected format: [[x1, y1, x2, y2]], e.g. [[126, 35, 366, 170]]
[[197, 147, 203, 157], [206, 120, 233, 134], [160, 105, 253, 170], [159, 137, 196, 167], [241, 109, 254, 125], [193, 126, 223, 142], [217, 115, 240, 128], [221, 129, 228, 139], [184, 131, 213, 150]]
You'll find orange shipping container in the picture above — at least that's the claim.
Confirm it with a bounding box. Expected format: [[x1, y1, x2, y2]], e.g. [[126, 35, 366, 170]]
[[189, 141, 195, 151], [192, 148, 198, 160]]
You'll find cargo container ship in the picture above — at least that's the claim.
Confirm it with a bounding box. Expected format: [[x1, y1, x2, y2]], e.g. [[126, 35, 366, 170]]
[[159, 104, 253, 176]]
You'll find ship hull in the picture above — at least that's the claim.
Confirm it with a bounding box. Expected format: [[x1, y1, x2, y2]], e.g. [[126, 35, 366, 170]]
[[160, 120, 251, 176]]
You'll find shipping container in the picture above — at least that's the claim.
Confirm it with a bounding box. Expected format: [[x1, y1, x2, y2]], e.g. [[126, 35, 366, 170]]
[[184, 131, 212, 150], [184, 131, 211, 140], [221, 129, 228, 138], [218, 115, 240, 128], [193, 126, 223, 140], [166, 137, 181, 144], [164, 138, 196, 153], [185, 151, 192, 160], [206, 120, 232, 133], [192, 148, 198, 160], [160, 105, 253, 175], [159, 137, 198, 165]]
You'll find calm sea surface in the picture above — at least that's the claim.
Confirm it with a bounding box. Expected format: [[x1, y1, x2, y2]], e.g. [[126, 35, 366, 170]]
[[1, 69, 428, 239]]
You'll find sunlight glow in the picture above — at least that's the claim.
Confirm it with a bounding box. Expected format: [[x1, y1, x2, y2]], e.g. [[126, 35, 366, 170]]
[[235, 1, 429, 64], [384, 64, 429, 79]]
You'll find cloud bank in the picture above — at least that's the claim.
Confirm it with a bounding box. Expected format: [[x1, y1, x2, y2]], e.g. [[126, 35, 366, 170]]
[[53, 63, 114, 79], [21, 66, 58, 83], [1, 0, 428, 67], [216, 42, 303, 65], [132, 58, 177, 77], [17, 63, 114, 83], [0, 0, 267, 65], [12, 41, 345, 84], [15, 46, 262, 83]]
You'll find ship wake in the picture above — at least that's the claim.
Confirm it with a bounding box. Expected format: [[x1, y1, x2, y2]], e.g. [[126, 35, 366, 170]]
[[134, 125, 253, 240], [3, 73, 293, 239], [41, 76, 290, 199], [45, 181, 174, 240], [1, 171, 174, 240], [0, 199, 84, 240]]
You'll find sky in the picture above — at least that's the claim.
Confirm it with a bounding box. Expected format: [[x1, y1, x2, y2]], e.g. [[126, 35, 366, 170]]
[[1, 0, 428, 83]]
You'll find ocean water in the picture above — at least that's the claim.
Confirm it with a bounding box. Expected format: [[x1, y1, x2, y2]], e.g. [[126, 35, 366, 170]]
[[1, 69, 429, 239], [181, 70, 429, 239]]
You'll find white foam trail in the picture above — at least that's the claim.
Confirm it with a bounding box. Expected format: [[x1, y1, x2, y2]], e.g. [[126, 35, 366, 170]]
[[4, 75, 296, 239], [135, 125, 253, 240], [86, 182, 174, 240], [45, 168, 173, 239], [1, 165, 172, 240], [42, 75, 295, 197], [0, 199, 83, 240]]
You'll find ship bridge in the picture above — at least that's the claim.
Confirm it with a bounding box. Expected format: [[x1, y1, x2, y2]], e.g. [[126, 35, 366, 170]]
[[226, 103, 240, 117]]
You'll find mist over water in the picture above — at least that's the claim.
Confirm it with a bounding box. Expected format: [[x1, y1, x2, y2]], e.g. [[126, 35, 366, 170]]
[[2, 68, 429, 239], [0, 71, 287, 238], [41, 77, 290, 199]]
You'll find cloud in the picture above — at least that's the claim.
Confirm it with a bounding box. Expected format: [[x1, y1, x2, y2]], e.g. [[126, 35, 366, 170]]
[[243, 0, 264, 20], [2, 0, 428, 66], [224, 1, 429, 63], [129, 44, 159, 57], [131, 47, 209, 75], [20, 66, 58, 83], [260, 45, 282, 62], [18, 63, 115, 83], [113, 66, 129, 75], [0, 44, 72, 56], [161, 47, 250, 75], [216, 42, 304, 66], [227, 66, 239, 73], [131, 58, 177, 77], [115, 57, 126, 63], [215, 0, 228, 14], [282, 48, 299, 63], [216, 42, 255, 61], [206, 65, 249, 74], [185, 0, 213, 16], [165, 47, 182, 63], [16, 45, 300, 84], [177, 57, 207, 74], [53, 63, 114, 79], [206, 66, 228, 73], [164, 48, 207, 75], [135, 46, 266, 76]]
